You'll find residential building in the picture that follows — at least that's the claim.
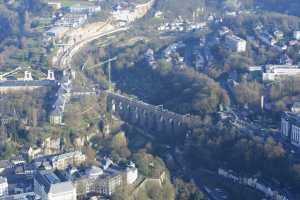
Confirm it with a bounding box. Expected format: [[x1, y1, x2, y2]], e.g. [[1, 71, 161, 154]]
[[50, 151, 86, 170], [281, 112, 300, 147], [47, 2, 62, 9], [34, 170, 76, 200], [28, 146, 43, 159], [55, 14, 87, 28], [97, 167, 123, 196], [294, 31, 300, 40], [292, 102, 300, 113], [42, 137, 61, 155], [69, 4, 101, 15], [49, 71, 72, 125], [126, 162, 138, 184], [273, 30, 284, 40], [262, 64, 300, 81], [225, 34, 247, 52], [0, 177, 8, 197], [63, 160, 138, 197]]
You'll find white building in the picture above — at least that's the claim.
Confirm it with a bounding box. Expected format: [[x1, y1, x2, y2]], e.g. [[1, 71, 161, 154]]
[[55, 14, 87, 28], [34, 171, 76, 200], [281, 117, 290, 138], [50, 151, 86, 170], [293, 31, 300, 40], [262, 64, 300, 81], [47, 2, 62, 9], [0, 177, 8, 197], [291, 124, 300, 147], [281, 112, 300, 147], [126, 162, 138, 184], [69, 4, 101, 15], [225, 35, 247, 52]]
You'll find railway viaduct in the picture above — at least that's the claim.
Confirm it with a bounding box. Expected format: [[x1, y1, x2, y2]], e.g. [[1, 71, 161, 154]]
[[106, 92, 198, 140]]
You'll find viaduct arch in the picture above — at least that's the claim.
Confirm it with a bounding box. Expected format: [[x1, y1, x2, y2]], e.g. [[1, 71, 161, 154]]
[[106, 92, 191, 138]]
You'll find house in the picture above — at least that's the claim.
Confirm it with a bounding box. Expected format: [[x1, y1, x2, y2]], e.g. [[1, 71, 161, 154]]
[[28, 146, 43, 159], [42, 137, 61, 155], [225, 34, 247, 52], [0, 177, 8, 197], [34, 170, 76, 200]]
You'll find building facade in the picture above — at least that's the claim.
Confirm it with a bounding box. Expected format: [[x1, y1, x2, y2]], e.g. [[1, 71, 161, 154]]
[[262, 64, 300, 81], [50, 151, 86, 170], [281, 112, 300, 147], [225, 34, 247, 52], [0, 177, 8, 197], [34, 171, 76, 200]]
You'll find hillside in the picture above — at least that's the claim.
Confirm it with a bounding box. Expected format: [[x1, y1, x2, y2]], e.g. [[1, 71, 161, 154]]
[[0, 0, 51, 69]]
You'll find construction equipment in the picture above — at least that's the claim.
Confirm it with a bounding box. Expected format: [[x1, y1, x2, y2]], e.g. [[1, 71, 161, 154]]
[[82, 56, 117, 71]]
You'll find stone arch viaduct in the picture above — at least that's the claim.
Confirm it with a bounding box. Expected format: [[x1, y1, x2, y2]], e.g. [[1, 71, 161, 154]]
[[106, 92, 197, 137]]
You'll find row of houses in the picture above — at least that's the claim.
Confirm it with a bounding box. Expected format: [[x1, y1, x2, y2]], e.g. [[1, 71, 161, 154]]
[[218, 168, 288, 200], [49, 70, 72, 125]]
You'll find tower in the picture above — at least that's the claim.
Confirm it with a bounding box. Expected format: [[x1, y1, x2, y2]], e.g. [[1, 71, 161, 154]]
[[24, 71, 33, 80], [47, 70, 55, 80]]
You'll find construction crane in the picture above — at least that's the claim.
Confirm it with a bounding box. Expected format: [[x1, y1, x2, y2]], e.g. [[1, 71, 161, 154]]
[[83, 56, 117, 91], [82, 56, 117, 71], [0, 67, 22, 80]]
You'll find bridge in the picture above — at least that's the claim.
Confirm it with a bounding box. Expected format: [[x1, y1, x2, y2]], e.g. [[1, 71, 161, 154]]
[[106, 91, 197, 141]]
